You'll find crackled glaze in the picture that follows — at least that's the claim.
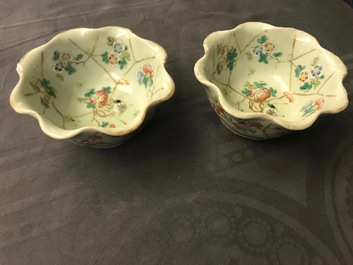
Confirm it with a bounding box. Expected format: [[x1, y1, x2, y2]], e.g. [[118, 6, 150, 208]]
[[194, 22, 348, 139], [10, 27, 174, 147]]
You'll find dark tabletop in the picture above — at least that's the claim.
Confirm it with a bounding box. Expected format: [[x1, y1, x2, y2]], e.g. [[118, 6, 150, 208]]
[[1, 0, 353, 264]]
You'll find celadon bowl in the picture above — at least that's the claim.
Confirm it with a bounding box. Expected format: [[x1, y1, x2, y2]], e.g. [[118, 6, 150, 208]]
[[10, 27, 175, 148], [194, 22, 348, 139]]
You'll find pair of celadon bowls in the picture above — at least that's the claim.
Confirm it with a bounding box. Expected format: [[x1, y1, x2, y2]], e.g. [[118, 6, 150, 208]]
[[10, 22, 348, 148]]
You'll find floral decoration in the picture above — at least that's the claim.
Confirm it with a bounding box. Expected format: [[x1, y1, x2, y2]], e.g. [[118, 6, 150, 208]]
[[101, 37, 130, 70], [29, 78, 57, 109], [52, 51, 84, 79], [216, 44, 238, 74], [78, 86, 112, 109], [137, 64, 154, 88], [300, 98, 324, 117], [247, 35, 283, 64], [241, 81, 277, 112], [295, 58, 325, 92]]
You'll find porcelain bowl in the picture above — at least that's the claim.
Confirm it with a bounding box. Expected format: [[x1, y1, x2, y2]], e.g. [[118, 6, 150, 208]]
[[194, 22, 348, 139], [10, 27, 175, 148]]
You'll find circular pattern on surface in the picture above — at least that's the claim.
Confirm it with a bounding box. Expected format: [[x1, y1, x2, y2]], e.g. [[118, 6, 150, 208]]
[[202, 206, 242, 246], [270, 238, 309, 265], [237, 217, 274, 256]]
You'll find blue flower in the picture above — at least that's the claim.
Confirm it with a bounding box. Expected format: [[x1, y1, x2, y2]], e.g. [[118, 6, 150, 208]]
[[252, 45, 263, 55], [113, 39, 125, 56], [137, 71, 144, 85], [311, 65, 323, 77]]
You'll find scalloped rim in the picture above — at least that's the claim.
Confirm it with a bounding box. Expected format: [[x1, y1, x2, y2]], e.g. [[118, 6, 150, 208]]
[[10, 26, 175, 139], [194, 22, 348, 131]]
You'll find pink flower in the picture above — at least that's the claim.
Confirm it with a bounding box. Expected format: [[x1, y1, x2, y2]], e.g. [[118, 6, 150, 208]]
[[283, 91, 294, 103], [90, 90, 109, 108], [264, 42, 276, 52], [108, 53, 118, 64], [314, 98, 324, 109], [60, 52, 72, 61], [299, 71, 309, 82], [214, 104, 225, 114], [143, 64, 154, 77], [250, 88, 271, 103], [109, 124, 116, 128]]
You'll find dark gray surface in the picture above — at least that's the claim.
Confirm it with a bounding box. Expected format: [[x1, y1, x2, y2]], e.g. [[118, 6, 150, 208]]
[[1, 0, 353, 264]]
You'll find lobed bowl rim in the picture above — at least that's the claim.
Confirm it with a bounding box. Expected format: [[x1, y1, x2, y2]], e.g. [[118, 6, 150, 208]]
[[194, 21, 348, 131], [10, 26, 175, 139]]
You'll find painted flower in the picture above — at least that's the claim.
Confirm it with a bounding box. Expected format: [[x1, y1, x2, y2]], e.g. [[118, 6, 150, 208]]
[[220, 45, 234, 55], [90, 90, 109, 108], [137, 65, 154, 88], [60, 52, 73, 62], [113, 39, 125, 56], [299, 71, 309, 82], [263, 42, 276, 52], [283, 91, 294, 103], [108, 53, 118, 64], [137, 71, 144, 86], [250, 88, 271, 103], [143, 64, 154, 77], [81, 134, 102, 144], [248, 121, 263, 128], [52, 61, 65, 74], [109, 124, 116, 128], [311, 65, 323, 77], [314, 98, 324, 109], [252, 45, 263, 55], [42, 93, 50, 105], [214, 104, 225, 114]]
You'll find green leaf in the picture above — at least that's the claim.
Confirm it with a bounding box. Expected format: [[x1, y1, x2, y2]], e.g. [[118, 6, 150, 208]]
[[258, 53, 269, 64], [226, 49, 237, 71], [244, 81, 255, 90], [273, 52, 283, 57], [101, 52, 109, 64], [87, 102, 96, 109], [64, 62, 77, 75], [295, 65, 306, 77], [320, 75, 325, 79], [52, 51, 60, 61], [149, 76, 153, 86], [120, 50, 130, 61], [74, 54, 83, 60], [241, 89, 250, 96], [102, 86, 111, 93], [257, 35, 268, 44], [143, 75, 149, 88], [56, 74, 64, 81], [84, 88, 95, 97], [101, 121, 109, 128], [40, 97, 50, 108], [41, 79, 56, 98], [254, 82, 267, 88], [246, 52, 253, 61], [118, 59, 128, 70], [310, 77, 320, 87], [311, 57, 320, 66], [107, 36, 115, 46], [300, 82, 313, 91], [269, 87, 277, 97]]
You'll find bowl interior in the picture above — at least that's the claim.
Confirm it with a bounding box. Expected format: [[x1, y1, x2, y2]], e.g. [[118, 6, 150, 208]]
[[201, 23, 347, 126], [15, 28, 171, 132]]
